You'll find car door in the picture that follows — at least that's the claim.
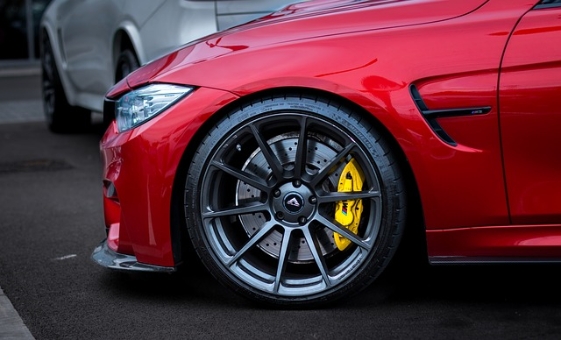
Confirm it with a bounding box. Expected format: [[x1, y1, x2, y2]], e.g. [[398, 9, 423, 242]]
[[59, 0, 121, 95], [499, 0, 561, 225]]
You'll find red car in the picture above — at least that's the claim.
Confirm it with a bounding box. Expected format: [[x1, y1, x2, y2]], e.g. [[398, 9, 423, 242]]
[[92, 0, 561, 307]]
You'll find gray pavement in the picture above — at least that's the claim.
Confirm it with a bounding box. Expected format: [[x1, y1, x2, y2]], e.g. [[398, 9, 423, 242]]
[[0, 99, 44, 124], [1, 65, 40, 340], [0, 65, 43, 125]]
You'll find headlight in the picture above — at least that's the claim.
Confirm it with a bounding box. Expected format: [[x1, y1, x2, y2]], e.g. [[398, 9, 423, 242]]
[[115, 84, 194, 132]]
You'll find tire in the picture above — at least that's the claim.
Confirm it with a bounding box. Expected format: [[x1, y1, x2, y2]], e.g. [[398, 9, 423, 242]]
[[115, 49, 139, 82], [41, 34, 91, 133], [185, 93, 407, 307]]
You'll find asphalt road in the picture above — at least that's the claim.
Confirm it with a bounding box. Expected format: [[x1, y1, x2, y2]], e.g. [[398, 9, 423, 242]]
[[1, 73, 561, 340]]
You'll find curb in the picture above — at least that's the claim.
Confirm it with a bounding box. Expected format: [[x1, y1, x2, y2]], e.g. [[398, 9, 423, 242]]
[[0, 67, 41, 78], [0, 286, 35, 340]]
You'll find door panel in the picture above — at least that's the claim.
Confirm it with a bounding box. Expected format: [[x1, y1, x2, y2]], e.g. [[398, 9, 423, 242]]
[[60, 0, 120, 94], [499, 4, 561, 224]]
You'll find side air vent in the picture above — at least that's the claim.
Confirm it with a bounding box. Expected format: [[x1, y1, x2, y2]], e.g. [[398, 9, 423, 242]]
[[409, 85, 491, 146]]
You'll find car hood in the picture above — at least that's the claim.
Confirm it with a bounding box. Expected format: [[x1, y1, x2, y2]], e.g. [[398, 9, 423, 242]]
[[247, 0, 485, 28], [122, 0, 489, 92]]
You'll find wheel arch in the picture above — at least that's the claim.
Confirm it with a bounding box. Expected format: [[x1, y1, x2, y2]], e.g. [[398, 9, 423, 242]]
[[169, 86, 426, 267], [112, 27, 142, 76]]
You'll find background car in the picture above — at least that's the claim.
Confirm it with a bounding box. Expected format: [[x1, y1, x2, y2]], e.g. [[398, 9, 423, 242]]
[[93, 0, 561, 307], [40, 0, 303, 132]]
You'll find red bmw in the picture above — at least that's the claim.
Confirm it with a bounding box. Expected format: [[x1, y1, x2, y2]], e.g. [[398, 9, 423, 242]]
[[92, 0, 561, 307]]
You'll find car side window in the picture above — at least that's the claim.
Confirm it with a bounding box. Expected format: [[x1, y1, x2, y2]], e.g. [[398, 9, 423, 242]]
[[536, 0, 561, 8]]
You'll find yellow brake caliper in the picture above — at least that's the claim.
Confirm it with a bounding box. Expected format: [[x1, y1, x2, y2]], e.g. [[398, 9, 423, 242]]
[[334, 158, 365, 251]]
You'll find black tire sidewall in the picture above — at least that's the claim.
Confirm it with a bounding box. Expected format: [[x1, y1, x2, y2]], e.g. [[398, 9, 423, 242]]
[[115, 49, 139, 82], [41, 35, 91, 133]]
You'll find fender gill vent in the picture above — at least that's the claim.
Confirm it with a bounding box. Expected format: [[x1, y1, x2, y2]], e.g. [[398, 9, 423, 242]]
[[409, 84, 491, 146], [0, 159, 73, 174]]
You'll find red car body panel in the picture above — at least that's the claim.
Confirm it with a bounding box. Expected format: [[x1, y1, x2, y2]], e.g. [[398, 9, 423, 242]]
[[427, 224, 561, 262], [102, 88, 239, 266], [99, 0, 561, 268], [499, 7, 561, 225]]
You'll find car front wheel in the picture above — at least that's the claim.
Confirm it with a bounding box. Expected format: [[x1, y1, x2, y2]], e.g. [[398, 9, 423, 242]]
[[185, 93, 407, 307], [41, 33, 91, 133]]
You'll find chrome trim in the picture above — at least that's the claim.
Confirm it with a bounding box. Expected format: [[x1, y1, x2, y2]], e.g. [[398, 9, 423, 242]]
[[91, 239, 176, 273]]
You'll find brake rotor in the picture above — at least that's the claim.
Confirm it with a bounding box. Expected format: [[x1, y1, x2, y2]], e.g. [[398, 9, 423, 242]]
[[236, 133, 344, 263]]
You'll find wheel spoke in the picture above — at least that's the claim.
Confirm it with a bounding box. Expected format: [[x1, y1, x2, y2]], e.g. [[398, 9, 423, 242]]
[[211, 160, 270, 192], [226, 220, 277, 266], [293, 116, 308, 179], [302, 228, 332, 287], [315, 214, 372, 250], [317, 190, 381, 204], [202, 201, 268, 218], [310, 143, 356, 187], [43, 87, 54, 96], [43, 64, 53, 81], [274, 228, 294, 293], [249, 123, 284, 181], [42, 42, 55, 80]]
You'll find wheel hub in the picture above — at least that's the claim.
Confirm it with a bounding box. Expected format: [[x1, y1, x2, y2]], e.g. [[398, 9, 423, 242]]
[[272, 182, 316, 224], [236, 134, 340, 262]]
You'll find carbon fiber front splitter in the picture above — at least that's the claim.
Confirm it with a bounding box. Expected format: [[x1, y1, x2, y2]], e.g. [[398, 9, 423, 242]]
[[91, 239, 176, 273]]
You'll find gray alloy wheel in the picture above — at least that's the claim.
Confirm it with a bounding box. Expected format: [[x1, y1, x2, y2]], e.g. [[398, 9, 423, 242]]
[[41, 33, 91, 133], [185, 94, 407, 307]]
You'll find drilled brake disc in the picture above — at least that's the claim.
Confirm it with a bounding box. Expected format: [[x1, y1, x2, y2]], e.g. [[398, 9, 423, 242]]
[[236, 133, 346, 263]]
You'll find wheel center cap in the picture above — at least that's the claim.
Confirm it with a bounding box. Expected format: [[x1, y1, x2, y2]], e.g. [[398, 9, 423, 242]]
[[283, 193, 304, 214], [272, 183, 316, 224]]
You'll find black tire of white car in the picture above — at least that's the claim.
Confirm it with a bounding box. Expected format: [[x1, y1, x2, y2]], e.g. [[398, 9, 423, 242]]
[[115, 49, 139, 82], [185, 93, 407, 308], [41, 34, 91, 133]]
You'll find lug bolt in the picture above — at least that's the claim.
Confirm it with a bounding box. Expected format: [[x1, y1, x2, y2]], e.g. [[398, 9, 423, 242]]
[[298, 216, 307, 225], [276, 211, 284, 220], [273, 189, 281, 198], [293, 179, 302, 187], [309, 196, 317, 204]]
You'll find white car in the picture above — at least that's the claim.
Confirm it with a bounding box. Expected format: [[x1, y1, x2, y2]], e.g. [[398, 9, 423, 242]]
[[40, 0, 301, 132]]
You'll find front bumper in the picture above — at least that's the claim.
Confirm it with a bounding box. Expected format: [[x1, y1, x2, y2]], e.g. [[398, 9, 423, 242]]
[[91, 239, 176, 272], [92, 86, 239, 270]]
